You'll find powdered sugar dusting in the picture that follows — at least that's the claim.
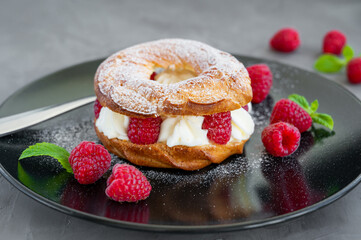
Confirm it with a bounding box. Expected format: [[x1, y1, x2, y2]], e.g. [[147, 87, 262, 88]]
[[95, 39, 251, 116]]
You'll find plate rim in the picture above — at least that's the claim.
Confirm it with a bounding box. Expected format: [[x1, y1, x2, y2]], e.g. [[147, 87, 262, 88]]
[[1, 55, 361, 233]]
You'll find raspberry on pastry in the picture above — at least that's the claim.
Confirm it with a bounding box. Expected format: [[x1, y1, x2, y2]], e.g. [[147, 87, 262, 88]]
[[94, 39, 255, 170], [202, 112, 232, 145]]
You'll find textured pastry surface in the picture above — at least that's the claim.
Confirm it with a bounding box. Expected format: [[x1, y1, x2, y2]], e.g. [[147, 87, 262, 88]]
[[94, 38, 252, 118], [95, 124, 248, 171]]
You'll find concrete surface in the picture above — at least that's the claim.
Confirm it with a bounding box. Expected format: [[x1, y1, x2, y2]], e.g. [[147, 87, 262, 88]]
[[1, 0, 361, 239]]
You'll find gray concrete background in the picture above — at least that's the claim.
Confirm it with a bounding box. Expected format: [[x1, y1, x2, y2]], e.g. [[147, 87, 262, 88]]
[[1, 0, 361, 239]]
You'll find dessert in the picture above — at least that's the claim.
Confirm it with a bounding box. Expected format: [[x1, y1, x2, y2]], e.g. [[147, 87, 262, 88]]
[[94, 39, 255, 170]]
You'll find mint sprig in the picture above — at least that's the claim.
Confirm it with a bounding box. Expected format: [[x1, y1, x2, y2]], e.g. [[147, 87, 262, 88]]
[[19, 142, 73, 174], [314, 44, 354, 73], [311, 113, 334, 130], [288, 94, 334, 130], [314, 55, 345, 73]]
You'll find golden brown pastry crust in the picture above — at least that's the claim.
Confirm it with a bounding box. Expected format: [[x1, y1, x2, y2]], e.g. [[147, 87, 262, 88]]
[[95, 123, 248, 171], [94, 39, 252, 118]]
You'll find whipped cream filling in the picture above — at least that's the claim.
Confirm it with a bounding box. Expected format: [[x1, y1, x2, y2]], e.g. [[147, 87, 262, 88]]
[[96, 107, 130, 140], [158, 115, 208, 147], [96, 105, 254, 147]]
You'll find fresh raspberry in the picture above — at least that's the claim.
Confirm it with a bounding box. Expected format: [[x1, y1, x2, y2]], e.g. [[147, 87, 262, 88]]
[[261, 122, 301, 157], [202, 112, 232, 144], [94, 99, 102, 119], [150, 72, 157, 80], [347, 57, 361, 84], [127, 117, 162, 144], [242, 105, 249, 112], [68, 141, 111, 184], [105, 164, 152, 202], [323, 30, 346, 55], [270, 28, 300, 52], [246, 64, 273, 104], [270, 99, 312, 133]]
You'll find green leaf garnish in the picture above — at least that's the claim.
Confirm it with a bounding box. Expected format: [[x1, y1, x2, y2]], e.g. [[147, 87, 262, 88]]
[[288, 94, 334, 130], [314, 44, 359, 73], [288, 94, 310, 113], [314, 54, 345, 73], [310, 99, 319, 113], [310, 113, 334, 131], [19, 142, 73, 174], [342, 45, 354, 62]]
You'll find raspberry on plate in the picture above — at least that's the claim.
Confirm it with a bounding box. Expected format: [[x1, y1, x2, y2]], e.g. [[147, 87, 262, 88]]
[[68, 141, 111, 184], [150, 72, 157, 80], [246, 64, 273, 104], [323, 30, 346, 55], [94, 99, 102, 119], [105, 164, 152, 202], [202, 111, 232, 144], [262, 122, 301, 157], [127, 117, 162, 144], [347, 57, 361, 84], [270, 99, 312, 133], [270, 28, 300, 52]]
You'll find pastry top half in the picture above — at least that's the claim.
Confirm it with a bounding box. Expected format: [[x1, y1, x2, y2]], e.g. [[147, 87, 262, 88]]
[[94, 38, 252, 118]]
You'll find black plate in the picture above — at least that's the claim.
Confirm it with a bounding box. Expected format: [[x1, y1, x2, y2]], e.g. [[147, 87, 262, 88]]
[[1, 56, 361, 233]]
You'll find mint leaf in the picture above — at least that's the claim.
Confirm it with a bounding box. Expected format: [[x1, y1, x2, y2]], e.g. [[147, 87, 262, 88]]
[[310, 100, 319, 113], [342, 45, 354, 62], [19, 142, 73, 174], [288, 94, 311, 113], [310, 113, 334, 130], [314, 54, 345, 73]]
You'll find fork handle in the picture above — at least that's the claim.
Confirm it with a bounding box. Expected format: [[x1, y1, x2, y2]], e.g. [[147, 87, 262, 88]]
[[0, 96, 96, 137]]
